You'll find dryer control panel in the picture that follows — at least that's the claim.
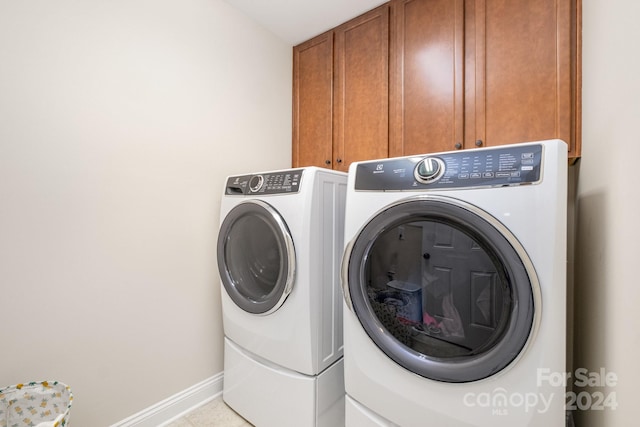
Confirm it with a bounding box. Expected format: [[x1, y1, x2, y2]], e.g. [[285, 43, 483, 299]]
[[224, 169, 304, 195], [355, 144, 544, 191]]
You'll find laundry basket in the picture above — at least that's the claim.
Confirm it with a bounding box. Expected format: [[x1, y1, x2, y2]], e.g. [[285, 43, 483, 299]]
[[0, 381, 72, 427]]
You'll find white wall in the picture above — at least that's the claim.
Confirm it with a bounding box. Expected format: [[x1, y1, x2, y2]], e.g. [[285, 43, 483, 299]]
[[575, 0, 640, 425], [0, 0, 291, 425]]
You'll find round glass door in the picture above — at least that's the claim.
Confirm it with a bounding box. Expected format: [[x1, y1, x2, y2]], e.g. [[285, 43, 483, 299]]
[[344, 196, 537, 382], [217, 200, 295, 315]]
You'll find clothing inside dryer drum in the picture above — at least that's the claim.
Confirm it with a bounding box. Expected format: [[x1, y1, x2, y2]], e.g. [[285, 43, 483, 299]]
[[366, 220, 512, 358], [225, 213, 282, 302]]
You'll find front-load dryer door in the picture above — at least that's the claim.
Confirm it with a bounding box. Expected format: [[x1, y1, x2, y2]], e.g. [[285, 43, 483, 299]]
[[343, 195, 538, 383], [217, 200, 295, 315]]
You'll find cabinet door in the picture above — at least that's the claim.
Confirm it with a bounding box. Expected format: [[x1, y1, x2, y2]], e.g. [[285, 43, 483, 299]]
[[293, 32, 334, 168], [467, 0, 579, 155], [333, 5, 390, 172], [389, 0, 465, 156]]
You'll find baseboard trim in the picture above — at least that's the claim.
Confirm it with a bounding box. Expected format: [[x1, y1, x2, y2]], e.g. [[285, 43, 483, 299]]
[[110, 373, 224, 427]]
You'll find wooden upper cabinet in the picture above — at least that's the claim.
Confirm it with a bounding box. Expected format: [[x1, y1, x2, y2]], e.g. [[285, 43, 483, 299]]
[[389, 0, 581, 158], [389, 0, 465, 157], [467, 0, 581, 157], [293, 5, 390, 171], [294, 0, 581, 165], [333, 6, 390, 172], [293, 32, 334, 169]]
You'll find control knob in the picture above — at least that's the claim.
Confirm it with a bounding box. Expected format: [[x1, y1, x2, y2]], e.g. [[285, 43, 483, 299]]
[[414, 157, 445, 184], [249, 175, 264, 192]]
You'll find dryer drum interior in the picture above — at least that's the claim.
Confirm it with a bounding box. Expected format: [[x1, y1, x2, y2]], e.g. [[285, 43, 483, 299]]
[[346, 196, 537, 383], [217, 200, 296, 315]]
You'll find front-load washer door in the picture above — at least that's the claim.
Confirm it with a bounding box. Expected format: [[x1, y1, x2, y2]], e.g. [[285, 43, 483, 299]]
[[343, 195, 538, 383], [217, 200, 295, 315]]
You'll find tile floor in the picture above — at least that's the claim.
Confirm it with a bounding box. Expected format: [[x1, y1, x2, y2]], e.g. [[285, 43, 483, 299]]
[[165, 396, 253, 427]]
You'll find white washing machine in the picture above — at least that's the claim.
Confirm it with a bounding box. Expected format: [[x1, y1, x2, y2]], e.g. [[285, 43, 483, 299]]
[[217, 167, 347, 427], [341, 140, 568, 426]]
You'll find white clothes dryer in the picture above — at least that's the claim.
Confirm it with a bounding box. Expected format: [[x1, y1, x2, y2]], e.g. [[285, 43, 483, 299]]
[[341, 140, 568, 426], [217, 167, 347, 427]]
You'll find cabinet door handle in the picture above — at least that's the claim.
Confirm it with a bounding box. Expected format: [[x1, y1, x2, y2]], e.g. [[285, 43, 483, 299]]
[[325, 160, 331, 165], [336, 158, 343, 164], [475, 140, 483, 147], [454, 143, 462, 149]]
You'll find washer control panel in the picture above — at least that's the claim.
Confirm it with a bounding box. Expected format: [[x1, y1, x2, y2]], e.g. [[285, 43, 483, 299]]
[[355, 144, 544, 191], [225, 169, 304, 195]]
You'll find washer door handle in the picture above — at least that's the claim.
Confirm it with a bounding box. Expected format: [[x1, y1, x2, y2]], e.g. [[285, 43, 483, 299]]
[[341, 238, 356, 312]]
